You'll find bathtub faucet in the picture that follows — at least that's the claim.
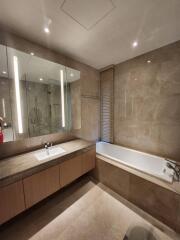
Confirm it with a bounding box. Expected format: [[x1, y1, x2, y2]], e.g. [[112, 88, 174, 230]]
[[166, 160, 180, 182]]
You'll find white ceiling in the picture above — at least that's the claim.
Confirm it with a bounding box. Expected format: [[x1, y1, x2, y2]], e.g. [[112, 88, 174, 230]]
[[61, 0, 115, 30], [0, 0, 180, 69]]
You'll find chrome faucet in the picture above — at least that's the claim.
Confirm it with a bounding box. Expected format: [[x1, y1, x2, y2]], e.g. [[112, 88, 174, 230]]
[[166, 159, 180, 181], [44, 142, 53, 155]]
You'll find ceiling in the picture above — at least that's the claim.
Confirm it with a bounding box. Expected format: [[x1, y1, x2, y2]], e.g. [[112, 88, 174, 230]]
[[0, 0, 180, 69]]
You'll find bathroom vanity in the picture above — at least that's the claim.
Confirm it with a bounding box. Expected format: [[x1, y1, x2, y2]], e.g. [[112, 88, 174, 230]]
[[0, 41, 96, 226], [0, 139, 95, 225]]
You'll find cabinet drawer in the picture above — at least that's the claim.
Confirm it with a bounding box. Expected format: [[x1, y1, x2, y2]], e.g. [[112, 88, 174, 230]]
[[82, 148, 96, 174], [23, 165, 60, 208], [60, 155, 82, 187], [0, 181, 25, 225]]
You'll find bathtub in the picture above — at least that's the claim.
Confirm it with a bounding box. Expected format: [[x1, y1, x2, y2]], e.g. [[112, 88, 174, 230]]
[[96, 142, 174, 183]]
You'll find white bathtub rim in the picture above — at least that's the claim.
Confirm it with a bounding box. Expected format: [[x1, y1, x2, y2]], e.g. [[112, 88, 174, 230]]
[[96, 141, 174, 183], [97, 141, 174, 162], [96, 151, 172, 183], [96, 153, 180, 195], [98, 148, 173, 184]]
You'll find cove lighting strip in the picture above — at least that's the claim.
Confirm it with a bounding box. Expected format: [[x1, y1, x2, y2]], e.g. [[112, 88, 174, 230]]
[[13, 56, 23, 134], [60, 69, 65, 128], [2, 98, 6, 118]]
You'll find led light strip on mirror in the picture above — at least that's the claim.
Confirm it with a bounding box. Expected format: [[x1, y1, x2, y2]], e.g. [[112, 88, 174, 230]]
[[60, 69, 65, 128], [13, 56, 23, 134]]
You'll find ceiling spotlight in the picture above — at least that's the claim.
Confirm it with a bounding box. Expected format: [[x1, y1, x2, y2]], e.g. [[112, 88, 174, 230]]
[[44, 17, 52, 34], [147, 60, 151, 63], [44, 27, 50, 34], [2, 71, 7, 75], [70, 73, 74, 77], [30, 52, 34, 56], [132, 41, 138, 48], [39, 78, 43, 81]]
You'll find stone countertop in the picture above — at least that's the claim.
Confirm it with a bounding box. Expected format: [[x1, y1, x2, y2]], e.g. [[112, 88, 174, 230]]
[[0, 139, 95, 188]]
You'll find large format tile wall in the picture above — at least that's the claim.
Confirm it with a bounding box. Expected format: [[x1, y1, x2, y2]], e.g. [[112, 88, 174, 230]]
[[0, 30, 100, 159], [114, 41, 180, 162]]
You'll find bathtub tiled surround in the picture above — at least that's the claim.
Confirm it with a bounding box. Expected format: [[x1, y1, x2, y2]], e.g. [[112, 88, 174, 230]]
[[114, 41, 180, 162], [92, 157, 180, 233]]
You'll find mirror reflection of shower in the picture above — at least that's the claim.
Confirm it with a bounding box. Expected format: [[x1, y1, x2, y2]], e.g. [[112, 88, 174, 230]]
[[0, 43, 81, 143]]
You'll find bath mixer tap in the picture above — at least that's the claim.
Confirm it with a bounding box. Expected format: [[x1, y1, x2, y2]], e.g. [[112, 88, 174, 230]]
[[166, 160, 180, 182]]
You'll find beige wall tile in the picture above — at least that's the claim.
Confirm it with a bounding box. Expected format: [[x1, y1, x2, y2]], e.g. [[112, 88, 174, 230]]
[[93, 158, 130, 199], [129, 174, 179, 231], [74, 97, 100, 141], [114, 40, 180, 161]]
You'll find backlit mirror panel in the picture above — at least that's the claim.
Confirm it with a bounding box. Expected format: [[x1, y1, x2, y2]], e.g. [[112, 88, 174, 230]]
[[0, 44, 81, 143], [25, 55, 67, 137], [0, 44, 13, 142]]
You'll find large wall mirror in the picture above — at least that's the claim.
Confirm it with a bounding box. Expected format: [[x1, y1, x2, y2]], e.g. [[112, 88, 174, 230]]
[[0, 44, 81, 144]]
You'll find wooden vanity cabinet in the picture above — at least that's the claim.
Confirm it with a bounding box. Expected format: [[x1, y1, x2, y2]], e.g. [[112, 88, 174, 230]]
[[0, 181, 25, 225], [0, 146, 96, 224], [60, 148, 96, 187], [82, 148, 96, 175], [23, 165, 60, 208], [60, 155, 82, 187]]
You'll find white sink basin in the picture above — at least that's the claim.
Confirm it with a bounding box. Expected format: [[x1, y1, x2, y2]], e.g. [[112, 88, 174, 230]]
[[35, 146, 66, 161]]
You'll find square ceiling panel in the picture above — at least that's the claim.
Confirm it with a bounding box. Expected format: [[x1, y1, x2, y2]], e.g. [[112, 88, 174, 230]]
[[61, 0, 115, 30]]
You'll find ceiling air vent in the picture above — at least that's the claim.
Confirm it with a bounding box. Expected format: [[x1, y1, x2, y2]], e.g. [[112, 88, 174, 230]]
[[61, 0, 115, 30]]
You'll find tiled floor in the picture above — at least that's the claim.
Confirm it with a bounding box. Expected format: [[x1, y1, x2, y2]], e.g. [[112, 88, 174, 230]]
[[0, 176, 179, 240]]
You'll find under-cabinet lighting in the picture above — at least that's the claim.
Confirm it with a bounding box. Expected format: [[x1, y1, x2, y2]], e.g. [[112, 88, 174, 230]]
[[60, 70, 65, 128], [13, 56, 23, 134], [2, 98, 6, 118]]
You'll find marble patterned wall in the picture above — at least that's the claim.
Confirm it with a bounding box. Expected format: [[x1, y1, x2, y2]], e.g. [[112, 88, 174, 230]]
[[114, 41, 180, 161]]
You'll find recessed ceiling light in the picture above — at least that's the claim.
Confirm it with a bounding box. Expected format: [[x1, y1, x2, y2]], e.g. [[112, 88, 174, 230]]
[[39, 78, 43, 81], [44, 17, 52, 34], [132, 41, 138, 48], [2, 71, 7, 75], [30, 52, 34, 56], [70, 73, 74, 77], [147, 60, 151, 63], [44, 27, 50, 34]]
